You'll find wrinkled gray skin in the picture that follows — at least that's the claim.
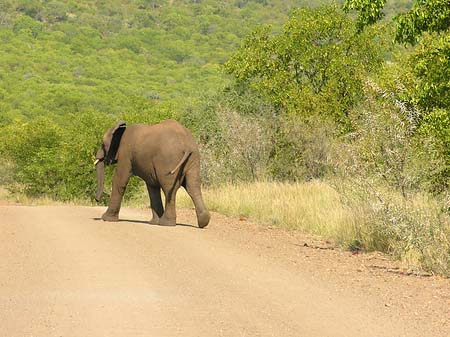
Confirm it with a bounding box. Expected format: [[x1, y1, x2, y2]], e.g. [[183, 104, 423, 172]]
[[95, 119, 210, 228]]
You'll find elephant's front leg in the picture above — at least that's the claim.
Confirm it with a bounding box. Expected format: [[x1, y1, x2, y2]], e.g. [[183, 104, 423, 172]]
[[147, 183, 163, 225], [102, 164, 131, 222]]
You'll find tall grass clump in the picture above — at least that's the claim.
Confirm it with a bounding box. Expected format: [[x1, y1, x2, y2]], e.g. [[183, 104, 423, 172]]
[[335, 178, 450, 275]]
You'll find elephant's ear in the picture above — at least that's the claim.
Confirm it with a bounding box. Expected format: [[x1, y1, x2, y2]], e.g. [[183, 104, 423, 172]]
[[105, 121, 126, 165]]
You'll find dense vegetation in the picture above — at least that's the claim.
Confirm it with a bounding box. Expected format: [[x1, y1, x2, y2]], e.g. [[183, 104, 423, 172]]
[[1, 0, 449, 275]]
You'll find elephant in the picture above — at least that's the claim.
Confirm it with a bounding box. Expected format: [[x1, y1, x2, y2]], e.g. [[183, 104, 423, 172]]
[[94, 119, 210, 228]]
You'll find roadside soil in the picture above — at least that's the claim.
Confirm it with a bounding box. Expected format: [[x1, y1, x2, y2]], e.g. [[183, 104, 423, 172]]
[[0, 204, 449, 337]]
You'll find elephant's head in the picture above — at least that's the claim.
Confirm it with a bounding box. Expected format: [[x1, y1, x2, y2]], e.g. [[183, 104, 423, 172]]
[[94, 121, 126, 202]]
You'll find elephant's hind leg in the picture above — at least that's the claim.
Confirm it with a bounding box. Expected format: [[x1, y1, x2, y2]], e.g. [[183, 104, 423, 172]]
[[185, 172, 210, 229], [147, 184, 164, 225], [158, 189, 177, 226], [158, 179, 181, 226]]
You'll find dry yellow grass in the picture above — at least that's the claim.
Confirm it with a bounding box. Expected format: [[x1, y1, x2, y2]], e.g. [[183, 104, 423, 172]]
[[178, 180, 359, 244], [0, 186, 95, 206]]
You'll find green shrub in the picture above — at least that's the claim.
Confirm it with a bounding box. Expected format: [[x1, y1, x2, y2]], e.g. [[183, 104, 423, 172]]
[[13, 15, 43, 37], [182, 93, 273, 185], [416, 108, 450, 193], [267, 115, 337, 181]]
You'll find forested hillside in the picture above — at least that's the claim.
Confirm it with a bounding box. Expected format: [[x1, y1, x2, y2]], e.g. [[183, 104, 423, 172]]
[[0, 0, 412, 121], [2, 0, 449, 276], [0, 0, 340, 121]]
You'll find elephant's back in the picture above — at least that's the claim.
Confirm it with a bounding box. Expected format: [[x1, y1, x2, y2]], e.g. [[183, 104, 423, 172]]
[[125, 120, 199, 167], [121, 121, 195, 147], [147, 120, 198, 152], [130, 120, 192, 135]]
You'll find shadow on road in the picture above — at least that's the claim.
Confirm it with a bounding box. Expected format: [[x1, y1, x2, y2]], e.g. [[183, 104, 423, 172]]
[[92, 217, 197, 228]]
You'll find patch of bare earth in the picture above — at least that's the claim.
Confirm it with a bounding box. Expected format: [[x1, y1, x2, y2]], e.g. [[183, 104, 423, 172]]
[[0, 205, 449, 336], [201, 211, 450, 335]]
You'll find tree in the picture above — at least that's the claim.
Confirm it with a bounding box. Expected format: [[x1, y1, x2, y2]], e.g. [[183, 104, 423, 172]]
[[225, 5, 383, 129], [407, 34, 450, 112], [394, 0, 450, 44], [342, 0, 387, 32], [344, 0, 450, 44], [344, 0, 450, 192]]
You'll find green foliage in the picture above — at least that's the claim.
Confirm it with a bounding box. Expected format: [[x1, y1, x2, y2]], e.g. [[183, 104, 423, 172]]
[[181, 89, 275, 184], [392, 3, 450, 193], [343, 0, 387, 32], [13, 15, 44, 37], [407, 34, 450, 112], [339, 79, 420, 195], [395, 0, 450, 44], [339, 0, 450, 194], [225, 5, 384, 130], [0, 117, 64, 196], [15, 0, 43, 19], [420, 109, 450, 151], [345, 0, 449, 44], [222, 5, 388, 182], [416, 108, 450, 193]]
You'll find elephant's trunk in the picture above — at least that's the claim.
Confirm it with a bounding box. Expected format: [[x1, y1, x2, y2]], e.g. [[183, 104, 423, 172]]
[[95, 160, 105, 202]]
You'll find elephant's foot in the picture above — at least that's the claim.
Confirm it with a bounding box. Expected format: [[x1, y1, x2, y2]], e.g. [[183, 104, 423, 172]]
[[197, 211, 211, 229], [101, 212, 119, 222], [158, 215, 176, 226], [149, 209, 162, 225]]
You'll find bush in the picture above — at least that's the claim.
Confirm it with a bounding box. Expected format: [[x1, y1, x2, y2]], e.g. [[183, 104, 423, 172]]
[[181, 91, 273, 185], [267, 115, 336, 181], [416, 108, 450, 193], [0, 117, 63, 196], [13, 15, 43, 37], [0, 114, 104, 200]]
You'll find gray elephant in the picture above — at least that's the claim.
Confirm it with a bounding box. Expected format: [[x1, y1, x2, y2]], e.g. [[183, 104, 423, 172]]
[[94, 119, 210, 228]]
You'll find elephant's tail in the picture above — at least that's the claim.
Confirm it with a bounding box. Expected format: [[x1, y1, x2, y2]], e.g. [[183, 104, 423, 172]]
[[169, 151, 192, 175]]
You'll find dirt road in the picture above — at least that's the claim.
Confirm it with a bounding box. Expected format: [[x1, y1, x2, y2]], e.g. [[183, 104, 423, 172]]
[[0, 205, 449, 337]]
